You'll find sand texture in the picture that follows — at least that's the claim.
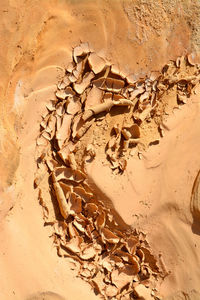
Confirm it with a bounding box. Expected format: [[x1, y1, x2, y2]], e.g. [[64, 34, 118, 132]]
[[0, 1, 200, 300]]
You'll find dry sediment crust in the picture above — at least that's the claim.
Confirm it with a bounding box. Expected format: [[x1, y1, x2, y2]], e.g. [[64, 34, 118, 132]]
[[34, 43, 200, 300]]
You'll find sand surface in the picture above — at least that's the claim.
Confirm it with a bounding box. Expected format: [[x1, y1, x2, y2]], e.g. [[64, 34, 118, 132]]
[[0, 1, 200, 299]]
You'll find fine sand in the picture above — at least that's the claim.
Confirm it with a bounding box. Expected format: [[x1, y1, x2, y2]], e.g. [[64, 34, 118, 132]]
[[0, 1, 200, 300]]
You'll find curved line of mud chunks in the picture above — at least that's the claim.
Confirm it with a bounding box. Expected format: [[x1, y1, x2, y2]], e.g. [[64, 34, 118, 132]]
[[35, 43, 200, 300]]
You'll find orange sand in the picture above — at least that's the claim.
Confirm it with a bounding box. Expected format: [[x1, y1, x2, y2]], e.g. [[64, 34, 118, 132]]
[[0, 1, 200, 299]]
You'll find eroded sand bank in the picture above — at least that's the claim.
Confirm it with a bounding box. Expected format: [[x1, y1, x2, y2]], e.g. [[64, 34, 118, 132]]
[[0, 1, 200, 299]]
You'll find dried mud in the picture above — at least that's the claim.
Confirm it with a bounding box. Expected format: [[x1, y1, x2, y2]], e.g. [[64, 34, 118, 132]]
[[1, 1, 200, 300], [35, 45, 200, 300]]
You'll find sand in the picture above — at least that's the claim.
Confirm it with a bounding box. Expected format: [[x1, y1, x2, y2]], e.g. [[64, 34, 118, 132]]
[[0, 1, 200, 299]]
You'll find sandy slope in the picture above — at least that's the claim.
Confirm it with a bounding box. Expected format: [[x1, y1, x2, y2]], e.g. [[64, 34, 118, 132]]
[[86, 91, 200, 297], [0, 0, 200, 299]]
